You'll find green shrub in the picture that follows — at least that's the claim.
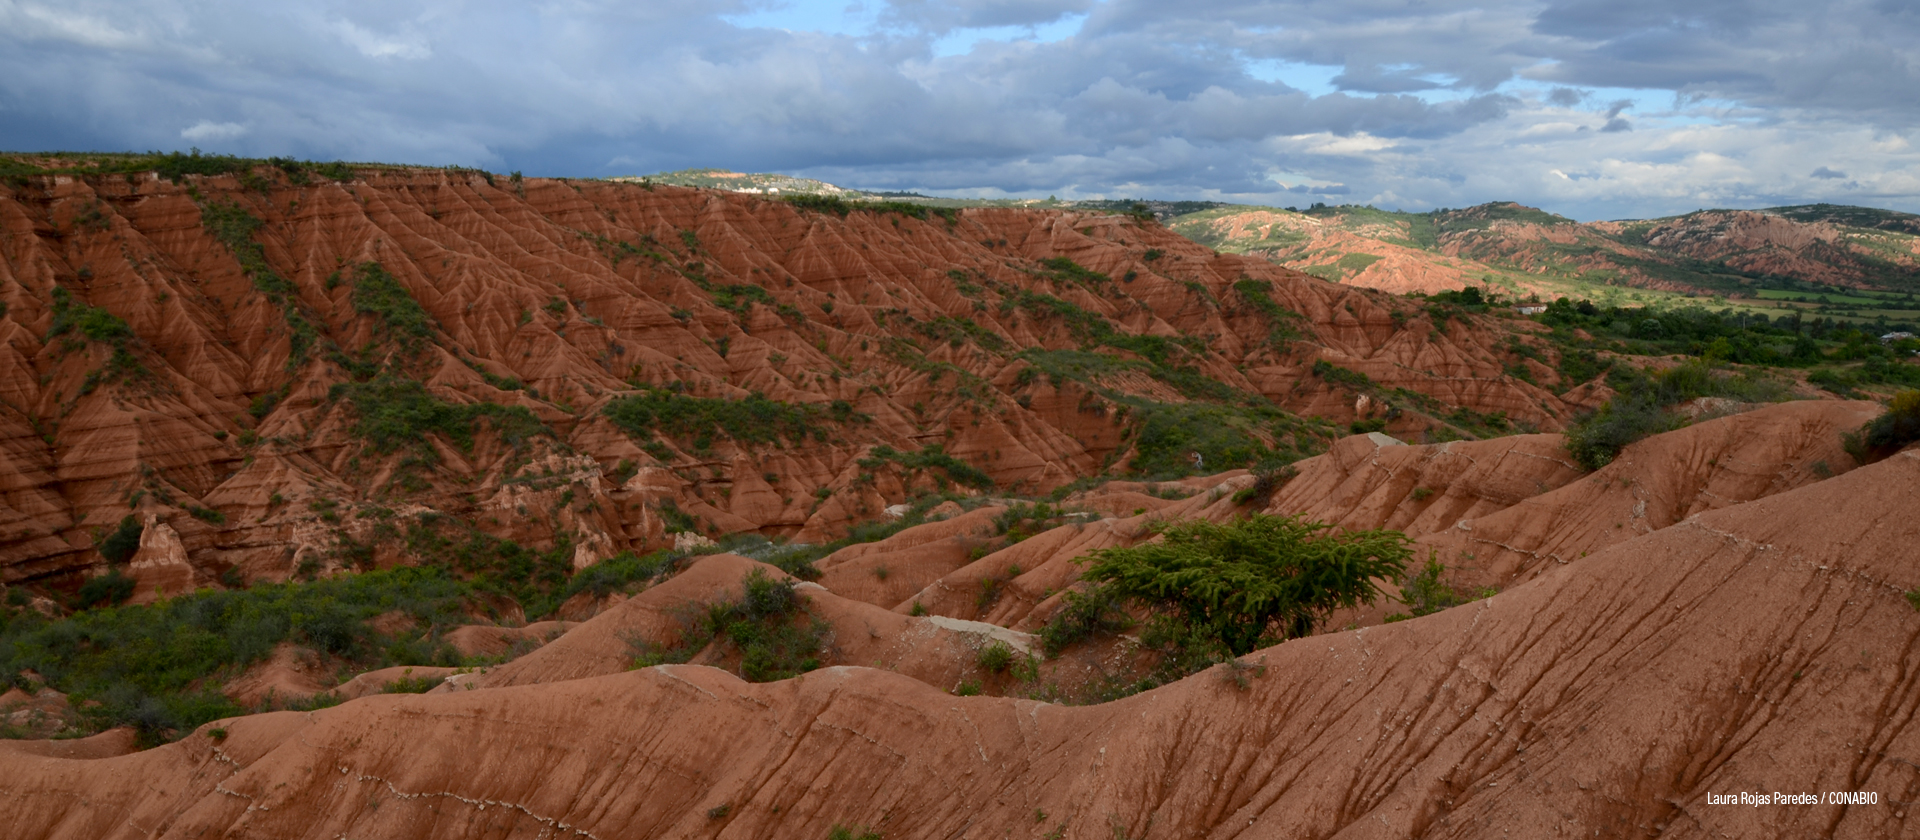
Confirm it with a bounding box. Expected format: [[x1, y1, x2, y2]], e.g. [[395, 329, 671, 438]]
[[827, 825, 883, 840], [150, 150, 250, 182], [993, 502, 1074, 541], [782, 194, 954, 223], [976, 641, 1015, 673], [1392, 554, 1484, 618], [656, 500, 701, 533], [1077, 514, 1412, 655], [1564, 395, 1674, 471], [1037, 584, 1133, 656], [913, 316, 1007, 352], [75, 569, 136, 610], [99, 516, 144, 564], [1039, 256, 1109, 288], [783, 194, 855, 216], [380, 673, 442, 694], [1555, 348, 1611, 390], [46, 288, 135, 344], [1856, 389, 1920, 457], [402, 519, 574, 618], [710, 283, 774, 313], [199, 201, 290, 293], [555, 550, 677, 602], [726, 572, 829, 682], [629, 570, 828, 682], [47, 290, 152, 389], [1231, 461, 1298, 507], [1310, 359, 1373, 390]]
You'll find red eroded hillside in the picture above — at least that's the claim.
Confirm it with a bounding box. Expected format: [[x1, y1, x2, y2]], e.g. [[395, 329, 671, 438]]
[[3, 437, 1915, 839], [0, 166, 1576, 594]]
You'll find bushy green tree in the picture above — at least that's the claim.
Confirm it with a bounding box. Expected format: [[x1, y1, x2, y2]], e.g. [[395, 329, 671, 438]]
[[1078, 514, 1412, 655], [98, 515, 144, 565]]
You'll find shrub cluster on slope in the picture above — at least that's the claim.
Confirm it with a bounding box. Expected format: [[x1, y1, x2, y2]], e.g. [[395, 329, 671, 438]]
[[602, 389, 861, 449], [0, 567, 478, 743], [858, 444, 995, 491], [1014, 345, 1327, 478], [329, 375, 548, 456], [1847, 389, 1920, 461], [200, 200, 318, 367], [47, 288, 148, 389], [351, 261, 436, 348], [628, 569, 829, 682], [1564, 360, 1789, 470]]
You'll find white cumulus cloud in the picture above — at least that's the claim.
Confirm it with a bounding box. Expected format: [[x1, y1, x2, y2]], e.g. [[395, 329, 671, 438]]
[[180, 120, 247, 142]]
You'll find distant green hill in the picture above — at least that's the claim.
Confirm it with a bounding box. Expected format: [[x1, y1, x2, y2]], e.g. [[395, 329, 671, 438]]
[[1164, 200, 1920, 330]]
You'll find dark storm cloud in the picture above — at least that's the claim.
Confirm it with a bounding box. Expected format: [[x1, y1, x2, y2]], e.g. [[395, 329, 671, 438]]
[[0, 0, 1917, 219], [1811, 167, 1848, 179]]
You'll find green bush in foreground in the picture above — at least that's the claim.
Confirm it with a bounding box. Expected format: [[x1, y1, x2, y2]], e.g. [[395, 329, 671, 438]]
[[1078, 514, 1411, 655]]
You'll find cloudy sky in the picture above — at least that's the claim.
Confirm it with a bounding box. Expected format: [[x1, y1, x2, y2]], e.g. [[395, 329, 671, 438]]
[[4, 0, 1918, 220]]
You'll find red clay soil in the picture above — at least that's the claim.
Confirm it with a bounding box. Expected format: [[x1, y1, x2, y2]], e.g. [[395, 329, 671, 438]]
[[0, 167, 1580, 596], [2, 449, 1915, 839], [1407, 399, 1881, 590]]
